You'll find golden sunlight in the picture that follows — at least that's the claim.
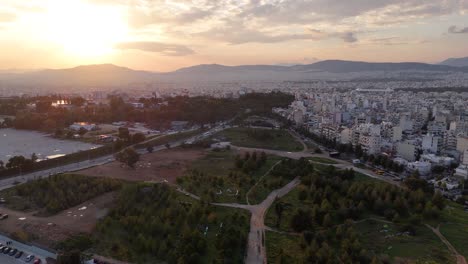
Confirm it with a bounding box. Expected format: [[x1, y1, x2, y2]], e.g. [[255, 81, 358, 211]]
[[44, 0, 128, 58]]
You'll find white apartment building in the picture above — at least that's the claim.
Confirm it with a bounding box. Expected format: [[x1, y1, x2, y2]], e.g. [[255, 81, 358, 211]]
[[397, 141, 417, 161]]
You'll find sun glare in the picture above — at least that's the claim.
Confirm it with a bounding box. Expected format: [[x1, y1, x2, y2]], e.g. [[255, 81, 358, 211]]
[[45, 0, 128, 58]]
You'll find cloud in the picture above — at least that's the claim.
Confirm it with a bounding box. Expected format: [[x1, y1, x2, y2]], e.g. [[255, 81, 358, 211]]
[[196, 24, 358, 44], [448, 25, 468, 33], [115, 41, 195, 56], [339, 32, 358, 43], [0, 12, 16, 22]]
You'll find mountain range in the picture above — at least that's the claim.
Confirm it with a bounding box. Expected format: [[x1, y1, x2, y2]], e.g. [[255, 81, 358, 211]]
[[1, 58, 468, 90]]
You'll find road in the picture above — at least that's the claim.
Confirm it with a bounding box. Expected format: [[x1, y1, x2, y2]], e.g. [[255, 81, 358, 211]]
[[0, 234, 55, 264], [0, 126, 225, 191]]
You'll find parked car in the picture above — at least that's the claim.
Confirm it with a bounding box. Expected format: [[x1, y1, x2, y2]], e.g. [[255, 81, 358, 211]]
[[26, 255, 35, 262], [3, 247, 10, 254], [0, 214, 9, 220], [9, 248, 17, 256], [15, 251, 23, 258], [34, 259, 42, 264]]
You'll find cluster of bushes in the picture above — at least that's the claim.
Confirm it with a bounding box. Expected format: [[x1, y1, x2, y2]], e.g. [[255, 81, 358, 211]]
[[2, 174, 122, 215]]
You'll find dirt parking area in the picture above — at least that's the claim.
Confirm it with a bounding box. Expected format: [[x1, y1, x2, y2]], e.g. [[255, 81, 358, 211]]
[[0, 192, 115, 247], [78, 148, 207, 183]]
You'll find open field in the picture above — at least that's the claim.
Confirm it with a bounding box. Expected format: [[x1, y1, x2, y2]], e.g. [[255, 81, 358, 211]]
[[356, 220, 454, 263], [0, 191, 116, 248], [214, 127, 303, 152], [0, 128, 100, 162], [79, 148, 206, 183]]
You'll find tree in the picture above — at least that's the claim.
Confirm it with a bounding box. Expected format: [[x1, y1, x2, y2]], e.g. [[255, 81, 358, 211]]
[[118, 127, 130, 141], [132, 132, 146, 144], [115, 148, 140, 168], [147, 145, 154, 153]]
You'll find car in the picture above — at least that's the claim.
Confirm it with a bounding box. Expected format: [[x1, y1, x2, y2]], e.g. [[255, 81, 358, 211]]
[[0, 214, 8, 220], [26, 255, 35, 262], [9, 248, 17, 256], [34, 259, 41, 264], [3, 247, 10, 254], [15, 251, 23, 258]]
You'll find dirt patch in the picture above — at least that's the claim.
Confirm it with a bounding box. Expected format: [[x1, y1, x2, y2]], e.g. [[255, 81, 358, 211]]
[[0, 192, 115, 248], [78, 148, 207, 183]]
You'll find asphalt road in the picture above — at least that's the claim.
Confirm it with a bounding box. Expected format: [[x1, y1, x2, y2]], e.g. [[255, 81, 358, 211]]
[[0, 126, 225, 192]]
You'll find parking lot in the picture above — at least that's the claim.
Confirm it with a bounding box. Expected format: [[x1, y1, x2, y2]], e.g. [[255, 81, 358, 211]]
[[0, 235, 55, 264]]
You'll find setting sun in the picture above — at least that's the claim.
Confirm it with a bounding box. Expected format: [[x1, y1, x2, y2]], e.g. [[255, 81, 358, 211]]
[[44, 0, 128, 58]]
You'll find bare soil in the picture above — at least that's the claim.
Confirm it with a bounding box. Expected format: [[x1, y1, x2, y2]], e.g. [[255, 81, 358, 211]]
[[0, 192, 115, 247], [78, 148, 207, 183]]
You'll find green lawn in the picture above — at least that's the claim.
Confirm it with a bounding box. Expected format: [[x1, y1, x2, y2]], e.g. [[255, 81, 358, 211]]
[[215, 127, 303, 152], [355, 220, 455, 263], [440, 223, 468, 259], [178, 149, 282, 203]]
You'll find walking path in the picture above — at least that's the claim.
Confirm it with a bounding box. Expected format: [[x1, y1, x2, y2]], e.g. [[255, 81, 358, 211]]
[[425, 224, 467, 264], [213, 177, 300, 264]]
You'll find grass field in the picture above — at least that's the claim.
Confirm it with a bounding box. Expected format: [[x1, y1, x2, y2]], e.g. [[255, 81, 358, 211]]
[[178, 149, 283, 203], [439, 202, 468, 259], [355, 220, 455, 263], [215, 127, 303, 151]]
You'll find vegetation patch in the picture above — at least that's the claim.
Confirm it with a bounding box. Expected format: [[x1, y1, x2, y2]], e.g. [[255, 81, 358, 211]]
[[308, 157, 338, 164], [177, 149, 282, 203], [0, 174, 122, 215], [94, 183, 249, 264], [216, 127, 303, 151], [264, 163, 460, 263]]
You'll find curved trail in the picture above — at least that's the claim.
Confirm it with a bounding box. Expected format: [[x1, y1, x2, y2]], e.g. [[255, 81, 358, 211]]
[[425, 224, 467, 264]]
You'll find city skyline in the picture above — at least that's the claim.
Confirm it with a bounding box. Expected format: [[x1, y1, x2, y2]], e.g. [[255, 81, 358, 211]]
[[0, 0, 468, 71]]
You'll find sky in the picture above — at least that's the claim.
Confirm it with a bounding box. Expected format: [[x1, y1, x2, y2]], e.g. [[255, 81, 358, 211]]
[[0, 0, 467, 72]]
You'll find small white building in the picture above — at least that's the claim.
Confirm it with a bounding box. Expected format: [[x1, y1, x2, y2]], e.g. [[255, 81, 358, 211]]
[[69, 122, 97, 131], [407, 161, 431, 176]]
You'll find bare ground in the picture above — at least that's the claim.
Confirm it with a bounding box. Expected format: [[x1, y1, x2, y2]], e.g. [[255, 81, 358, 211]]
[[78, 148, 207, 183], [0, 192, 116, 247]]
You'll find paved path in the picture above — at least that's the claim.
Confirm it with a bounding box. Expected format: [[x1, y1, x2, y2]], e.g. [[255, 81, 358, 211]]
[[425, 224, 467, 264], [213, 177, 300, 264]]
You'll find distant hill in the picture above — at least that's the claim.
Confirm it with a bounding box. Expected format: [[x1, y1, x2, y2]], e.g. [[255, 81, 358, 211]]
[[1, 60, 468, 90], [173, 60, 467, 74], [294, 60, 464, 73], [439, 57, 468, 67], [1, 64, 156, 87]]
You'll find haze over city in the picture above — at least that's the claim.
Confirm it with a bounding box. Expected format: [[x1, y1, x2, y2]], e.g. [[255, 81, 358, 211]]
[[0, 1, 468, 264], [0, 0, 468, 71]]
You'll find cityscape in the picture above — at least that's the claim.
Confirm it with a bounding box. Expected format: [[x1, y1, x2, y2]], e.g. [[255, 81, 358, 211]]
[[0, 1, 468, 264]]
